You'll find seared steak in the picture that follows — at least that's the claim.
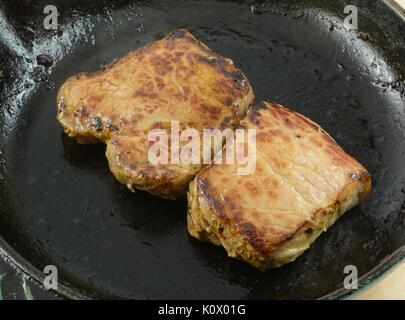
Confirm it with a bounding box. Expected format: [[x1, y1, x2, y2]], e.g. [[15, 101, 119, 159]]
[[57, 29, 254, 199], [187, 101, 371, 269]]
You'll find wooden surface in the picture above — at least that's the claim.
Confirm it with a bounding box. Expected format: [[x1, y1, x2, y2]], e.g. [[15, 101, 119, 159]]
[[350, 260, 405, 300], [391, 0, 405, 13], [396, 0, 405, 8]]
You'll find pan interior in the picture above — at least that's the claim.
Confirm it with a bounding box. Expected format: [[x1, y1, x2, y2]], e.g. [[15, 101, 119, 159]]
[[0, 0, 405, 299]]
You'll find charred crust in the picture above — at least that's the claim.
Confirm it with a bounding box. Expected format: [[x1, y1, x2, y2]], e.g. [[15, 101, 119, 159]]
[[103, 58, 119, 71], [220, 116, 233, 129], [232, 70, 245, 83], [266, 102, 283, 110], [91, 117, 103, 132], [166, 29, 188, 41], [350, 173, 357, 180], [74, 72, 88, 80], [247, 110, 262, 124], [248, 110, 261, 117], [200, 103, 221, 114], [197, 55, 218, 65], [138, 169, 149, 177], [196, 55, 249, 92], [240, 222, 268, 255], [349, 171, 371, 181], [239, 219, 313, 255], [57, 101, 64, 113], [321, 132, 339, 146], [198, 178, 228, 221], [294, 112, 319, 132], [75, 106, 91, 118], [311, 208, 322, 219], [134, 90, 158, 99], [240, 221, 257, 236], [252, 102, 268, 111], [224, 97, 233, 106], [360, 172, 371, 181], [233, 78, 246, 91], [264, 102, 320, 133], [278, 220, 310, 245]]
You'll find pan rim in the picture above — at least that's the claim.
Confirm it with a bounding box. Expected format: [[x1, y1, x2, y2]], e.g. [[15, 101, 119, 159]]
[[319, 245, 405, 300], [1, 230, 405, 300], [0, 0, 404, 300], [383, 0, 405, 21], [0, 234, 88, 300]]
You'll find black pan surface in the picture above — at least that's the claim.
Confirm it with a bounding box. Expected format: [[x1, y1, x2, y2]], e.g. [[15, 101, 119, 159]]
[[0, 0, 405, 299]]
